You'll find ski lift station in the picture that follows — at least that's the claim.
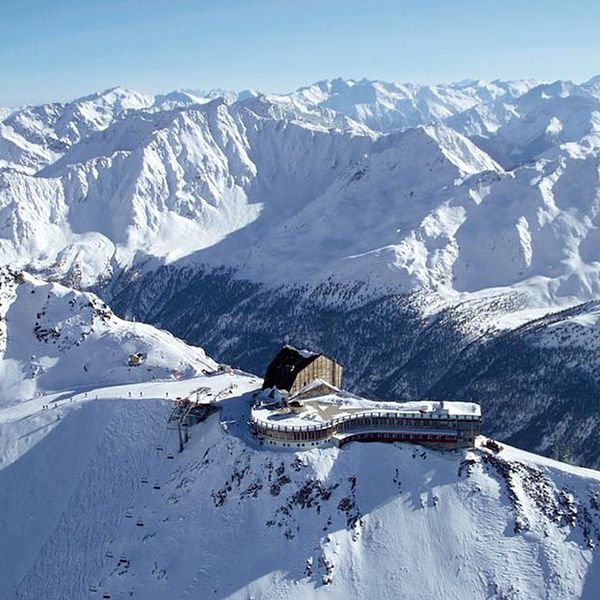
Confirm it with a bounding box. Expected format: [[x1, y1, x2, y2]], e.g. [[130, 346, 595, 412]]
[[251, 346, 482, 451]]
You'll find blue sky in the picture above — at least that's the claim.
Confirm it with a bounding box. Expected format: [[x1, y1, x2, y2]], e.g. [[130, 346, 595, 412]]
[[2, 0, 600, 106]]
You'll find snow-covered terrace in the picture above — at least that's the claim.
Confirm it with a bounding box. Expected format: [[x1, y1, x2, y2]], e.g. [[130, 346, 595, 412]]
[[252, 393, 481, 432], [250, 392, 482, 450]]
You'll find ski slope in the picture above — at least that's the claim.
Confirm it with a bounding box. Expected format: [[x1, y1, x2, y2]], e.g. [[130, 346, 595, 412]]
[[0, 268, 215, 405], [1, 372, 599, 600]]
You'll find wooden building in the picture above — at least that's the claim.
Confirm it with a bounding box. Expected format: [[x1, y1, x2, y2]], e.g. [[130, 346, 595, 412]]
[[262, 346, 343, 395], [292, 379, 339, 400]]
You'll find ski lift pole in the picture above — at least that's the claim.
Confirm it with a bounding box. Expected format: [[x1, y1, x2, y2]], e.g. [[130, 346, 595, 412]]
[[177, 422, 184, 453]]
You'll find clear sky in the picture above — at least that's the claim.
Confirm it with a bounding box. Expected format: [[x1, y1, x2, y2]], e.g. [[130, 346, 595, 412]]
[[2, 0, 600, 106]]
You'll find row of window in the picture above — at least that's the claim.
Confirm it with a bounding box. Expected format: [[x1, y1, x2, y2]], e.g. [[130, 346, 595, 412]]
[[256, 426, 332, 440], [253, 417, 480, 441], [347, 432, 456, 442], [257, 427, 458, 444], [260, 433, 460, 449], [263, 440, 327, 448], [337, 417, 456, 430]]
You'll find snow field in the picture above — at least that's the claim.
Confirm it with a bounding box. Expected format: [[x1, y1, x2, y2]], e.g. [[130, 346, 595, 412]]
[[1, 371, 599, 599]]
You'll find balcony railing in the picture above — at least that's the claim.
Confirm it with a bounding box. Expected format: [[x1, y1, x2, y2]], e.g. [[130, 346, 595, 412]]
[[250, 407, 481, 442]]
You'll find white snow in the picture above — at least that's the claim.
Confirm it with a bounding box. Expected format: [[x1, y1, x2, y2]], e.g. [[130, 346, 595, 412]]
[[253, 393, 481, 429], [0, 269, 215, 405], [0, 370, 598, 599], [3, 76, 600, 322], [3, 75, 600, 599], [0, 266, 597, 599]]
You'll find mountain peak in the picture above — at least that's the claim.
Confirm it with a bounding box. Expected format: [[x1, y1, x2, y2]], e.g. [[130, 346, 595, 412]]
[[71, 85, 154, 110]]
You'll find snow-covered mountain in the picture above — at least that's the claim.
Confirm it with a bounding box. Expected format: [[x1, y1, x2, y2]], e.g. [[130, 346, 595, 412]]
[[2, 76, 600, 301], [0, 271, 598, 598], [449, 80, 600, 168], [1, 370, 599, 599], [0, 87, 157, 174], [2, 75, 600, 468], [0, 268, 214, 404], [284, 76, 538, 132]]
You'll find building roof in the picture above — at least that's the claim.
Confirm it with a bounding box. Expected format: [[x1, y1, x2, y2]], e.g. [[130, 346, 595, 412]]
[[262, 345, 323, 391], [290, 378, 340, 398], [252, 393, 482, 430]]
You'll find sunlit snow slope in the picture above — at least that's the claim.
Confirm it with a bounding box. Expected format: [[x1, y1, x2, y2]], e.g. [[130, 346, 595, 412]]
[[0, 375, 599, 600], [0, 264, 598, 599], [0, 268, 214, 404], [3, 76, 600, 468], [0, 75, 599, 303]]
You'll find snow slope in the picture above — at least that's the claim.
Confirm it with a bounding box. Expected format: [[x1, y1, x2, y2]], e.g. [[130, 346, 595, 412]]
[[0, 268, 215, 405], [0, 87, 155, 173], [0, 375, 599, 600], [3, 76, 600, 468], [0, 96, 375, 286], [0, 265, 598, 598], [450, 80, 600, 168], [235, 124, 502, 288]]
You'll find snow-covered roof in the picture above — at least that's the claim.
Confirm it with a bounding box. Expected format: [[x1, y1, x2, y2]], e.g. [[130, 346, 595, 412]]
[[285, 345, 319, 359], [252, 393, 481, 429], [291, 378, 340, 397]]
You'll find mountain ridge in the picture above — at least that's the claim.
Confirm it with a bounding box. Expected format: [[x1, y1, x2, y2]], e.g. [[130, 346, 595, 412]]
[[1, 368, 599, 599], [2, 75, 600, 468]]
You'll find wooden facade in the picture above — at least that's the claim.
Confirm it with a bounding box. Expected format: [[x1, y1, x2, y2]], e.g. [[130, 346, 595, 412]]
[[289, 355, 342, 395], [262, 346, 343, 394], [292, 380, 339, 401]]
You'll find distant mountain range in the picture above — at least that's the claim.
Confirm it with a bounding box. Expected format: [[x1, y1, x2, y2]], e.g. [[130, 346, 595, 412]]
[[2, 75, 600, 466]]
